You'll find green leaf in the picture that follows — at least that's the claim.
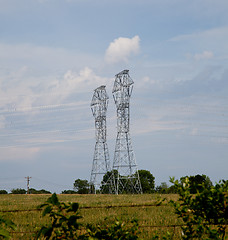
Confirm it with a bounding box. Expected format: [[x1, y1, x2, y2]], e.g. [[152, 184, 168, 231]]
[[71, 202, 79, 212], [42, 205, 52, 216], [47, 193, 59, 206], [43, 226, 53, 238], [0, 228, 10, 239], [37, 203, 48, 209]]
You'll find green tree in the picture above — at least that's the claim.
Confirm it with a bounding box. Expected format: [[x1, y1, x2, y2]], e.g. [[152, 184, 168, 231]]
[[156, 182, 169, 193], [11, 188, 26, 194], [101, 169, 155, 194], [38, 189, 51, 194], [61, 190, 77, 194], [0, 190, 8, 194], [29, 188, 51, 194], [138, 170, 155, 193], [100, 170, 119, 194], [74, 179, 89, 194], [180, 174, 213, 193]]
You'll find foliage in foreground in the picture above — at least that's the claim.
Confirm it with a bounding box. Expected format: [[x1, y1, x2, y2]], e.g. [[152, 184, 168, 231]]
[[36, 179, 228, 239], [0, 214, 16, 239], [36, 193, 81, 239], [179, 174, 213, 194], [36, 193, 140, 240], [82, 219, 139, 240], [170, 177, 228, 240]]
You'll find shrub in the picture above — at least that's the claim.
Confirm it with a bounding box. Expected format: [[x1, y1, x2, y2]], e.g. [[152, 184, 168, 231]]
[[36, 193, 81, 239], [82, 219, 140, 240], [170, 177, 228, 239]]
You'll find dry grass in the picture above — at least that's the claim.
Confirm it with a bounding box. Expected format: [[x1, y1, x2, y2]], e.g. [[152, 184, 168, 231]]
[[0, 194, 182, 239]]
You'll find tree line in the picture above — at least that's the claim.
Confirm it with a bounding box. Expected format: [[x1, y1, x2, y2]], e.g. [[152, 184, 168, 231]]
[[72, 170, 214, 194], [0, 188, 51, 194], [0, 170, 217, 195]]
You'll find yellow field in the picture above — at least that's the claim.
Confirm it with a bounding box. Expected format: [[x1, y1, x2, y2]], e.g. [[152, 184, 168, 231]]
[[0, 194, 183, 239]]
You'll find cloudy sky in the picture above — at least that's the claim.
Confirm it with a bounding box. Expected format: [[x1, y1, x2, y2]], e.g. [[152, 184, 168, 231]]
[[0, 0, 228, 193]]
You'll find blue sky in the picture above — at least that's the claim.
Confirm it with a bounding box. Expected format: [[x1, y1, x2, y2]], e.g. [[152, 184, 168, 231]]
[[0, 0, 228, 193]]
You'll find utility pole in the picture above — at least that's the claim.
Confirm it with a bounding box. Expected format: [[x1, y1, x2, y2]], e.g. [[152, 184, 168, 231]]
[[25, 176, 32, 194]]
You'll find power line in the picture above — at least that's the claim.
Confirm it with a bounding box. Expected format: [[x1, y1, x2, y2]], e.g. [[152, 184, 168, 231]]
[[0, 101, 89, 115], [0, 128, 92, 138], [32, 177, 72, 189]]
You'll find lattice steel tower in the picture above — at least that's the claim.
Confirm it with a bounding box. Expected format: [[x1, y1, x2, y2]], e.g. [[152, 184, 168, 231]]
[[90, 85, 110, 193], [112, 70, 142, 194]]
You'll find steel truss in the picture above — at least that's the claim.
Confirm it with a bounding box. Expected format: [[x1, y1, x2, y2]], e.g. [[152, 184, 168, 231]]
[[90, 85, 111, 193], [112, 70, 142, 194]]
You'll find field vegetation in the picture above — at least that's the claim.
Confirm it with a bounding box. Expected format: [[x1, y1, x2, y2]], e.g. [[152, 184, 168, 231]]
[[0, 177, 227, 239], [0, 194, 181, 239]]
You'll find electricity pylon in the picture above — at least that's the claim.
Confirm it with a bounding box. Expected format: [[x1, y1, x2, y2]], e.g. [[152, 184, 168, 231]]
[[90, 85, 111, 193], [112, 70, 142, 194]]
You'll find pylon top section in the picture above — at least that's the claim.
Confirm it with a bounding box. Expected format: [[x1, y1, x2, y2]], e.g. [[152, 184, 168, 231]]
[[115, 69, 129, 77], [91, 85, 109, 118], [91, 85, 108, 106], [112, 70, 134, 107], [113, 70, 134, 93]]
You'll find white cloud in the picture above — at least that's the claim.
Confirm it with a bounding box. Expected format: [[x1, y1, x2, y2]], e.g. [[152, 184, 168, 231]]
[[0, 42, 100, 75], [190, 128, 198, 136], [0, 65, 109, 111], [170, 26, 228, 42], [48, 67, 110, 101], [105, 35, 140, 63], [0, 147, 40, 162], [194, 51, 213, 61], [0, 116, 5, 129], [169, 27, 228, 57], [0, 42, 108, 111], [132, 118, 185, 136], [0, 65, 109, 149], [186, 51, 214, 61]]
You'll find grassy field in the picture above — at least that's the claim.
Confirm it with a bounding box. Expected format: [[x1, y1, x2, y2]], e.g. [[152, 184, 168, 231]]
[[0, 194, 183, 239]]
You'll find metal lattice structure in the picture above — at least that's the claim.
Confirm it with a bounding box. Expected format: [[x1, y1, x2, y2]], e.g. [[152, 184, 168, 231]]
[[112, 70, 142, 194], [90, 85, 111, 193]]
